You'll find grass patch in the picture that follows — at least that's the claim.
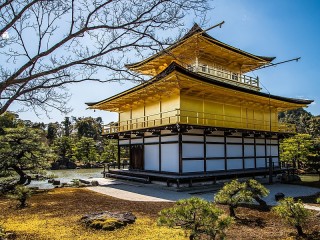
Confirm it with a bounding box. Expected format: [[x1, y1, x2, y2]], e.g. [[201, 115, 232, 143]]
[[0, 188, 319, 239]]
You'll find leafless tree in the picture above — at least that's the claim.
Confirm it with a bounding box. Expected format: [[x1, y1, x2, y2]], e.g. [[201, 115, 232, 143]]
[[0, 0, 208, 115]]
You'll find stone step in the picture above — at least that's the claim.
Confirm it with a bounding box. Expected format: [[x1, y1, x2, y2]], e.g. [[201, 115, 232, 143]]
[[105, 173, 150, 183]]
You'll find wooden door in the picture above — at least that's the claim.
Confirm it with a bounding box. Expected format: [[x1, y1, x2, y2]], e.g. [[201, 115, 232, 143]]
[[130, 145, 144, 170]]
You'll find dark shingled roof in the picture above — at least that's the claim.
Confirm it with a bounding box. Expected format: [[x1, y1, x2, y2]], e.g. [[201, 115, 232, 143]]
[[86, 62, 313, 107]]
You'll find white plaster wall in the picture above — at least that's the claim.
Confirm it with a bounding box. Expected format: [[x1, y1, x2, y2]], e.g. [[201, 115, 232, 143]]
[[119, 140, 129, 145], [182, 143, 204, 158], [256, 139, 265, 144], [183, 160, 204, 172], [206, 144, 224, 158], [245, 158, 255, 169], [131, 138, 143, 144], [227, 159, 243, 170], [226, 137, 242, 143], [244, 138, 254, 143], [256, 158, 266, 168], [256, 145, 265, 156], [182, 135, 204, 142], [144, 137, 159, 143], [161, 144, 179, 172], [271, 139, 278, 144], [161, 135, 178, 142], [206, 136, 224, 143], [272, 157, 279, 167], [244, 145, 254, 157], [144, 145, 159, 171], [226, 145, 242, 157], [206, 159, 225, 171], [266, 145, 278, 156]]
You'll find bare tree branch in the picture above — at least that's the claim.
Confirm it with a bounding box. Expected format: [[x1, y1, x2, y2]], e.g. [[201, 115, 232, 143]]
[[0, 0, 209, 115]]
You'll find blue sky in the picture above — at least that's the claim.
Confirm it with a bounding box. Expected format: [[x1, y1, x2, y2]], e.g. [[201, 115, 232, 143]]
[[9, 0, 320, 123]]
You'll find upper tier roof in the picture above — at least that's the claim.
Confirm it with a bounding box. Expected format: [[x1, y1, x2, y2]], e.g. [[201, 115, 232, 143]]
[[126, 23, 276, 75]]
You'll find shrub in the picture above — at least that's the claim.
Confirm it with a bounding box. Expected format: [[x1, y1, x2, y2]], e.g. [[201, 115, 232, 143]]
[[12, 185, 32, 208], [0, 224, 6, 239], [272, 197, 310, 236], [317, 197, 320, 204], [245, 179, 270, 208], [214, 179, 252, 217], [158, 197, 233, 240]]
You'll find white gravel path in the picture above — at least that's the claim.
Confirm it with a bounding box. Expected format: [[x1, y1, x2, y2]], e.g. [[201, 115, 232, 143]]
[[86, 178, 320, 208]]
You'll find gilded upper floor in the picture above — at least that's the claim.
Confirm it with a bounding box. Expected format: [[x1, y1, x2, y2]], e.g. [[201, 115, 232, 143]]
[[126, 24, 275, 91]]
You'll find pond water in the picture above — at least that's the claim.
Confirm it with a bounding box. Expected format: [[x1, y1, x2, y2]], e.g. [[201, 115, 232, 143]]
[[28, 168, 104, 189]]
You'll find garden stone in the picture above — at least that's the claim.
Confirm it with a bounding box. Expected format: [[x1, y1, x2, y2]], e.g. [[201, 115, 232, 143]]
[[81, 211, 136, 231], [52, 180, 60, 185], [91, 181, 99, 186], [275, 192, 285, 201]]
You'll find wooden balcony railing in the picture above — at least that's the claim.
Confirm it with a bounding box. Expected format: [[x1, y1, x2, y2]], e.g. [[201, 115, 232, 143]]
[[185, 64, 260, 91], [102, 109, 296, 135]]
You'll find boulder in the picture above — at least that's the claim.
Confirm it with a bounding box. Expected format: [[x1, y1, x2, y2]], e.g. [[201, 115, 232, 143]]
[[91, 181, 99, 186], [67, 161, 77, 169], [81, 211, 136, 231], [52, 180, 60, 185], [275, 192, 285, 201]]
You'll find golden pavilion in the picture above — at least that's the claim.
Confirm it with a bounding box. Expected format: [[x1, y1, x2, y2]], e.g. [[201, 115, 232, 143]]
[[87, 24, 312, 185]]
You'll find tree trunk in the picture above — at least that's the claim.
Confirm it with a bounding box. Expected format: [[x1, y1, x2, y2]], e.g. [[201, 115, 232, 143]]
[[295, 225, 304, 236], [254, 196, 268, 208], [229, 205, 236, 218], [11, 165, 31, 185]]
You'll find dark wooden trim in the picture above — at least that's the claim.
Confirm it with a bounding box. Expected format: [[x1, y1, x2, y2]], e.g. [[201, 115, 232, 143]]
[[117, 139, 120, 169], [142, 133, 145, 170], [182, 141, 205, 144], [182, 158, 204, 161], [179, 132, 182, 175], [254, 135, 257, 169], [204, 133, 207, 174], [264, 135, 268, 168], [159, 135, 162, 172], [242, 134, 245, 170], [224, 135, 227, 171]]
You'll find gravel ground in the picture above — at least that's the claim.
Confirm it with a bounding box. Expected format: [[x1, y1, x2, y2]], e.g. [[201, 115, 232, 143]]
[[86, 178, 320, 208]]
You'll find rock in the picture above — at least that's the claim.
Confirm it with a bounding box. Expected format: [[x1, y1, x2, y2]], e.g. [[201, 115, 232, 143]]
[[52, 180, 60, 185], [287, 175, 301, 182], [275, 192, 285, 201], [67, 161, 77, 169], [79, 179, 90, 184], [51, 162, 60, 170], [81, 211, 136, 231], [91, 181, 99, 186], [48, 179, 54, 183]]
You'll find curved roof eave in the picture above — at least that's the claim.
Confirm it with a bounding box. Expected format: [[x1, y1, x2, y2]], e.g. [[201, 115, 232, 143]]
[[125, 23, 275, 70], [86, 62, 313, 108]]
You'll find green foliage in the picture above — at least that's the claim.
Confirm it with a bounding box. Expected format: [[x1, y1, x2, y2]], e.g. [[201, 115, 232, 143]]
[[0, 127, 54, 177], [280, 134, 313, 169], [214, 179, 252, 217], [74, 117, 102, 140], [100, 139, 118, 163], [0, 223, 6, 239], [46, 122, 59, 145], [52, 136, 74, 163], [316, 198, 320, 204], [73, 137, 98, 163], [158, 197, 233, 240], [214, 179, 269, 216], [279, 108, 320, 137], [272, 197, 310, 236], [11, 185, 32, 208]]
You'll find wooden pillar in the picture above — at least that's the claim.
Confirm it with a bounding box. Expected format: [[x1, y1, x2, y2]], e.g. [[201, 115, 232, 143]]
[[117, 138, 121, 169], [159, 134, 162, 172], [224, 135, 227, 171], [179, 132, 183, 175], [204, 132, 207, 174]]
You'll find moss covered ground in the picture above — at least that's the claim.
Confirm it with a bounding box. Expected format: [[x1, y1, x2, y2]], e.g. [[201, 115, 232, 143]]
[[0, 188, 319, 240]]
